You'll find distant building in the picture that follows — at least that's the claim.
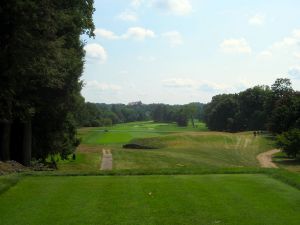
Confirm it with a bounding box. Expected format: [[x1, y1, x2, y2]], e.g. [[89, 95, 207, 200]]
[[128, 101, 142, 106]]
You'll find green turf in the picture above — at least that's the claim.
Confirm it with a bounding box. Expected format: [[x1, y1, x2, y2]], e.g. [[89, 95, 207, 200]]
[[1, 122, 298, 225], [112, 131, 274, 170], [78, 121, 208, 145], [1, 174, 300, 225], [61, 121, 275, 172]]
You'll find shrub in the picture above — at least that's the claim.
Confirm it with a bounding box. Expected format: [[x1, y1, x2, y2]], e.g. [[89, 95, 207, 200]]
[[276, 129, 300, 158]]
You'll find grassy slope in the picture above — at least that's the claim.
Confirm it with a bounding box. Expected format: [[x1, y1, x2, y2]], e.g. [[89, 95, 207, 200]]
[[113, 132, 274, 170], [59, 121, 274, 172], [1, 122, 299, 225], [1, 174, 300, 225]]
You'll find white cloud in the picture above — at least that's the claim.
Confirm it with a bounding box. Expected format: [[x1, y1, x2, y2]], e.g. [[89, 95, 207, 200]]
[[151, 0, 192, 15], [162, 31, 183, 46], [288, 66, 300, 79], [86, 80, 122, 91], [294, 52, 300, 59], [162, 78, 251, 94], [258, 50, 272, 59], [198, 82, 228, 93], [123, 27, 155, 40], [84, 43, 107, 63], [162, 78, 196, 88], [259, 28, 300, 58], [220, 38, 252, 54], [94, 28, 119, 40], [95, 27, 155, 41], [249, 14, 265, 26], [118, 11, 138, 22], [271, 29, 300, 50], [293, 29, 300, 38], [131, 0, 143, 8]]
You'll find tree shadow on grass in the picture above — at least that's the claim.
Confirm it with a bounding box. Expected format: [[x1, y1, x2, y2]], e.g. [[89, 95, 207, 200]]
[[273, 156, 300, 166]]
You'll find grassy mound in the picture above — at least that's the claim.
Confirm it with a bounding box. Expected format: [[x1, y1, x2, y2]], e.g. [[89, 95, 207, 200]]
[[113, 131, 275, 170]]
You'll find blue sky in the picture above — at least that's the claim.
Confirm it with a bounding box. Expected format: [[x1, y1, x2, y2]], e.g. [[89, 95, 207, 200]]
[[82, 0, 300, 104]]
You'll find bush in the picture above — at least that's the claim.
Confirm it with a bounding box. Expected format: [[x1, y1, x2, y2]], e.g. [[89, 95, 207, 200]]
[[276, 129, 300, 158]]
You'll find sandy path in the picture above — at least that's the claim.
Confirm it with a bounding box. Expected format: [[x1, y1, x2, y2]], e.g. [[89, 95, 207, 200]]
[[256, 149, 280, 168], [100, 149, 113, 170]]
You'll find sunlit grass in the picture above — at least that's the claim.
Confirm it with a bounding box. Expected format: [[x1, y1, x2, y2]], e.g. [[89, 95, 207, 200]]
[[1, 174, 300, 225]]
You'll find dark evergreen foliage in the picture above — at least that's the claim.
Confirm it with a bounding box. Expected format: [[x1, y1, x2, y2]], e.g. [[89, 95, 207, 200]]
[[0, 0, 95, 162]]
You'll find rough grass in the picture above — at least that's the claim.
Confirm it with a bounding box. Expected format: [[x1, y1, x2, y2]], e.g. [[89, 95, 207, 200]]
[[1, 174, 300, 225], [57, 122, 275, 172], [112, 132, 274, 170]]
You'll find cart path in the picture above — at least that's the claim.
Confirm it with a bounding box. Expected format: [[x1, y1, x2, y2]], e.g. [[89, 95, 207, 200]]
[[100, 149, 113, 170], [256, 149, 280, 168]]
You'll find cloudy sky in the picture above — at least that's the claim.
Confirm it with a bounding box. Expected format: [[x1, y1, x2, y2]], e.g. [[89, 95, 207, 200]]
[[82, 0, 300, 104]]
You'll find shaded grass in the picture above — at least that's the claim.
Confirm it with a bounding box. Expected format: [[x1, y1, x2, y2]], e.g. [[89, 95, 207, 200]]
[[0, 173, 300, 225], [56, 145, 102, 172], [273, 151, 300, 173], [0, 175, 20, 195]]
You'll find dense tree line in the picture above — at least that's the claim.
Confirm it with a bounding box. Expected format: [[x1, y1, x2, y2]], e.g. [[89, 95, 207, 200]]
[[76, 102, 205, 127], [204, 78, 300, 157], [204, 78, 299, 134], [0, 0, 95, 164]]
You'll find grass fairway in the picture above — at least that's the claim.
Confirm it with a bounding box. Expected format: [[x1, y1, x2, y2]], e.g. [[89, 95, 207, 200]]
[[1, 122, 299, 225], [113, 132, 274, 170], [58, 121, 275, 172], [1, 174, 300, 225], [78, 121, 208, 145]]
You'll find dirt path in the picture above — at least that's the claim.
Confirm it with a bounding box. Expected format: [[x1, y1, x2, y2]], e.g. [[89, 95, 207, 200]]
[[256, 149, 280, 168], [100, 149, 112, 170]]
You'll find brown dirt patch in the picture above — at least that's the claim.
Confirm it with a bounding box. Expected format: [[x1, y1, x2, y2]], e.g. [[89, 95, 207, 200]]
[[256, 149, 280, 168]]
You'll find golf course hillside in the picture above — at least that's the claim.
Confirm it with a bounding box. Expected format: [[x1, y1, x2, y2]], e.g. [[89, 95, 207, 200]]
[[1, 121, 300, 225], [2, 2, 300, 224], [57, 121, 274, 172]]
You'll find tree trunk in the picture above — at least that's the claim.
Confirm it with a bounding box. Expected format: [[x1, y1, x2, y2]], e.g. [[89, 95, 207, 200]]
[[191, 116, 195, 128], [0, 120, 11, 161], [10, 121, 23, 163], [22, 121, 32, 166]]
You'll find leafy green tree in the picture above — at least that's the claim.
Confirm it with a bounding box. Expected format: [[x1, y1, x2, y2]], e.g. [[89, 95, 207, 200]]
[[0, 0, 95, 163], [267, 79, 299, 134], [238, 86, 270, 130], [277, 129, 300, 158], [271, 78, 294, 98], [176, 109, 188, 127], [204, 94, 240, 131], [184, 103, 197, 128]]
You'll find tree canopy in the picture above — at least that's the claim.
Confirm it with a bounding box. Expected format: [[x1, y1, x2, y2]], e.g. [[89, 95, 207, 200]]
[[204, 78, 300, 134], [0, 0, 95, 162]]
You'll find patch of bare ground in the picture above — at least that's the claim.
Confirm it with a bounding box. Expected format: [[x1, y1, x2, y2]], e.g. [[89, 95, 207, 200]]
[[257, 149, 280, 168], [0, 161, 28, 175], [77, 144, 104, 153], [100, 149, 113, 170]]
